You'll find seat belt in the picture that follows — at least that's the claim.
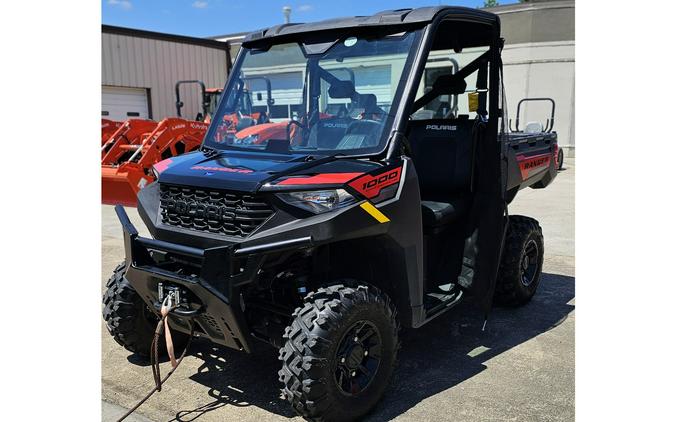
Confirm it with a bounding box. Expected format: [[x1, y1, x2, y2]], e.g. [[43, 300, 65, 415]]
[[469, 61, 489, 194]]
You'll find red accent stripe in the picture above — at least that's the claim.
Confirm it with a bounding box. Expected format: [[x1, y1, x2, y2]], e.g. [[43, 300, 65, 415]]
[[276, 172, 363, 186], [348, 166, 402, 199], [516, 153, 551, 179]]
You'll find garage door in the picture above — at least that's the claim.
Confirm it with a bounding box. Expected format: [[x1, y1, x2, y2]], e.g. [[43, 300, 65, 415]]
[[102, 86, 149, 121]]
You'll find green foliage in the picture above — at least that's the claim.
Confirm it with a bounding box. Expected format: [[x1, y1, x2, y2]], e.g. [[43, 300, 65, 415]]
[[483, 0, 499, 7]]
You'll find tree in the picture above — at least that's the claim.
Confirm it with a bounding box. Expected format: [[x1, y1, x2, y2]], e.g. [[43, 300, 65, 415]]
[[483, 0, 499, 7]]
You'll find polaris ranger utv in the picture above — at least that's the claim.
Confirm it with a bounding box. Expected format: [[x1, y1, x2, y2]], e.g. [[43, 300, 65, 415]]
[[103, 6, 558, 421]]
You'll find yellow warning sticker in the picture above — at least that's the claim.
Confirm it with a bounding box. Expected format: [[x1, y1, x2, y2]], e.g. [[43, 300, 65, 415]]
[[360, 202, 390, 223]]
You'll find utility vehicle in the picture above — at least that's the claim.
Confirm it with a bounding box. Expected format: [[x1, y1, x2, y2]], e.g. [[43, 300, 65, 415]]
[[103, 6, 558, 421]]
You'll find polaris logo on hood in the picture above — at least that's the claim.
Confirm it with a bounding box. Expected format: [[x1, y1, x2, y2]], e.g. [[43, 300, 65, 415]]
[[426, 124, 457, 131]]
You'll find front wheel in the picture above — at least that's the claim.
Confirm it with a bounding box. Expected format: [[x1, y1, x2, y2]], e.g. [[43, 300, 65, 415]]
[[102, 261, 189, 357], [278, 283, 399, 422]]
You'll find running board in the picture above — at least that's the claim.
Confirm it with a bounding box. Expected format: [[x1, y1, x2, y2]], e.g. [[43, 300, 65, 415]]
[[419, 289, 464, 327]]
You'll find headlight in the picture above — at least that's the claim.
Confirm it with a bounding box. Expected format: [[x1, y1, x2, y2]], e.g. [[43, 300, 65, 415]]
[[277, 189, 357, 214]]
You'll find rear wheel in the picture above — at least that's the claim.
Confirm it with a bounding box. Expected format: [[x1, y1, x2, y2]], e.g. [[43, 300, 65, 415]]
[[102, 261, 188, 357], [278, 283, 399, 422], [494, 216, 544, 307], [557, 148, 564, 170]]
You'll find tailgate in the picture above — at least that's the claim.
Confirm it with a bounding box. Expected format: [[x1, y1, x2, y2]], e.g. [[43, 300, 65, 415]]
[[504, 132, 557, 191]]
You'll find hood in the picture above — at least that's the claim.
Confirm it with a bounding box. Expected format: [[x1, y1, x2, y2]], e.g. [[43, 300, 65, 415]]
[[155, 150, 379, 192]]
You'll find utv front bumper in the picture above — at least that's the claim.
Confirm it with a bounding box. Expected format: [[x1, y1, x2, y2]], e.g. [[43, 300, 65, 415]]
[[115, 205, 311, 352]]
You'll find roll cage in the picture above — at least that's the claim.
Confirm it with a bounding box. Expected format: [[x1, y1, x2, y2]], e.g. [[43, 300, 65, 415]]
[[209, 6, 502, 160]]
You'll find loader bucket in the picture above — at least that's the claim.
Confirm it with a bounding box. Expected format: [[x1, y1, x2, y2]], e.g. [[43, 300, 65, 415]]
[[101, 118, 209, 206], [101, 165, 152, 207]]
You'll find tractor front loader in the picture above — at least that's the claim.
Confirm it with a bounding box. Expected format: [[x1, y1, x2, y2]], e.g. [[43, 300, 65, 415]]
[[101, 117, 209, 206], [101, 119, 159, 161], [101, 118, 123, 145], [101, 80, 221, 206]]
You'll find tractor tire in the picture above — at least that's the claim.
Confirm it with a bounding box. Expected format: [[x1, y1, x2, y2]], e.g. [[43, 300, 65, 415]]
[[494, 216, 544, 307], [102, 262, 188, 357], [557, 148, 564, 170], [278, 283, 400, 422]]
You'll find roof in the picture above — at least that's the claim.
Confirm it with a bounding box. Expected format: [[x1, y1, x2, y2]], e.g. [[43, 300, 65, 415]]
[[102, 25, 231, 51], [242, 6, 499, 46], [207, 31, 249, 43]]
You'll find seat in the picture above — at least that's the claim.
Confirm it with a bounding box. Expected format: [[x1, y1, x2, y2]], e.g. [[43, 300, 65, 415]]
[[305, 80, 359, 149], [349, 94, 385, 120], [524, 121, 543, 133], [421, 197, 469, 227], [335, 120, 382, 150], [407, 118, 475, 228], [307, 117, 353, 149]]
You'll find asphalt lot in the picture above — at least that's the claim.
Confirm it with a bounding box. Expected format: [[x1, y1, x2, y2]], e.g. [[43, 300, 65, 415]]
[[102, 159, 574, 422]]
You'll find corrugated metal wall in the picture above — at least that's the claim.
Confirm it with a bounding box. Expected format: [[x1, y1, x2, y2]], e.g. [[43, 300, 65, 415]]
[[102, 32, 229, 120]]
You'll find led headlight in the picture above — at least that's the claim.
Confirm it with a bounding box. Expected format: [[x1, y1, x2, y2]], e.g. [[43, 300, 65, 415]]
[[277, 189, 357, 214]]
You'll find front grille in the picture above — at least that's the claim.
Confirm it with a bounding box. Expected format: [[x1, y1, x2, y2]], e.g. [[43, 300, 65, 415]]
[[159, 183, 274, 237]]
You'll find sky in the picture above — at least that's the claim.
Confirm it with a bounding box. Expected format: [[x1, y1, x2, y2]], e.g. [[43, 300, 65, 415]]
[[102, 0, 519, 38]]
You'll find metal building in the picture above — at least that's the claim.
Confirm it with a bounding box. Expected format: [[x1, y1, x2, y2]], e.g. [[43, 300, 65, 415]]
[[101, 25, 232, 121], [493, 0, 575, 156]]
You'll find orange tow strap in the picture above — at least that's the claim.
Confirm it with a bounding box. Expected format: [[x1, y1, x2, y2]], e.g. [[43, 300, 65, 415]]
[[161, 300, 178, 369], [116, 295, 194, 422]]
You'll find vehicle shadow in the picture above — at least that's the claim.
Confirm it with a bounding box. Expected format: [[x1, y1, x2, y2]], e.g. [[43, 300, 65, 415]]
[[168, 272, 575, 421]]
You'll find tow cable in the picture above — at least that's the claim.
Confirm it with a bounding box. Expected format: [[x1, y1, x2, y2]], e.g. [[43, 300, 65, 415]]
[[116, 293, 195, 422]]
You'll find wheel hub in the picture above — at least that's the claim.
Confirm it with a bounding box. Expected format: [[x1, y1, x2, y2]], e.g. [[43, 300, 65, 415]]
[[520, 239, 539, 287], [345, 344, 364, 370], [334, 320, 382, 396]]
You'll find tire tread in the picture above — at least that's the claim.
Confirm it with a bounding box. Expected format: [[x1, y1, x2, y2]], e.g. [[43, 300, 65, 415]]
[[278, 283, 399, 421], [494, 216, 543, 307]]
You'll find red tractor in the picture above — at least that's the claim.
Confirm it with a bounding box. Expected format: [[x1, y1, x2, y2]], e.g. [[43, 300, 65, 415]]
[[101, 81, 222, 206]]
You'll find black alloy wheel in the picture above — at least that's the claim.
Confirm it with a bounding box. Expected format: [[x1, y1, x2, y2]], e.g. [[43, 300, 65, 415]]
[[333, 320, 382, 396]]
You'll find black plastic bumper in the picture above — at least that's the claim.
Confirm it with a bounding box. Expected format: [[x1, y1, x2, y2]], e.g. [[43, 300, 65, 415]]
[[115, 205, 311, 352]]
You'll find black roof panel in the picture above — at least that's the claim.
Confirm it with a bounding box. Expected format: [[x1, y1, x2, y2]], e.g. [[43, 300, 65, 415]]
[[242, 6, 498, 46]]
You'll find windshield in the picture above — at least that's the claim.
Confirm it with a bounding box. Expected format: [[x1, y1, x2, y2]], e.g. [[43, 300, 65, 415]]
[[203, 31, 420, 156]]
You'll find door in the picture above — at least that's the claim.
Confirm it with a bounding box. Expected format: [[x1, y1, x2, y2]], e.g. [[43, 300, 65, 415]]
[[102, 86, 149, 121]]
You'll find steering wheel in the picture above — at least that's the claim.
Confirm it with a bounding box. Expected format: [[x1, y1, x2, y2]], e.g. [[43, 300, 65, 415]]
[[286, 119, 309, 144], [257, 111, 270, 124]]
